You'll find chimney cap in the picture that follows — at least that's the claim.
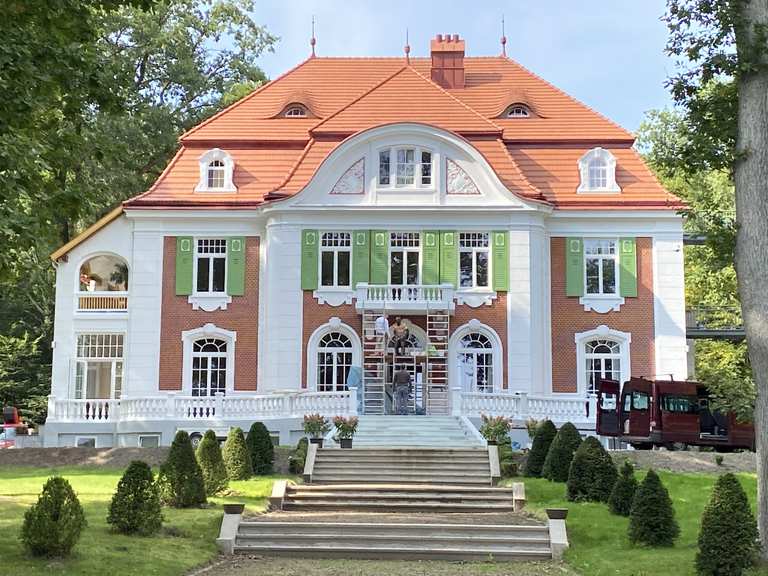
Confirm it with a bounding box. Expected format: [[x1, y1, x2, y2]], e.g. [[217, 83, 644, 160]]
[[431, 34, 465, 53]]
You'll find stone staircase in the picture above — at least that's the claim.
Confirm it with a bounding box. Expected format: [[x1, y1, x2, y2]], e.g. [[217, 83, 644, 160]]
[[351, 415, 483, 448]]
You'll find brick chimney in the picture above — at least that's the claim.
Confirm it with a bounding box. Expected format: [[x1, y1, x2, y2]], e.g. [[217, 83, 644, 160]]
[[430, 34, 465, 89]]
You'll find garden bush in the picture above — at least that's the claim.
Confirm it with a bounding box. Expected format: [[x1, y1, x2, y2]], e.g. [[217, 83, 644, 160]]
[[498, 437, 519, 478], [196, 429, 229, 495], [222, 427, 252, 480], [288, 437, 309, 474], [20, 476, 87, 557], [246, 421, 274, 475], [609, 459, 638, 516], [566, 436, 618, 502], [696, 473, 758, 575], [157, 430, 207, 508], [542, 422, 582, 482], [479, 415, 511, 444], [524, 419, 556, 477], [107, 461, 163, 535], [628, 469, 679, 547]]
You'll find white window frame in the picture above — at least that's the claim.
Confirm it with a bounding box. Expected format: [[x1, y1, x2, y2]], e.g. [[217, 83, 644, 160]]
[[577, 147, 621, 194], [72, 333, 125, 400], [190, 337, 229, 397], [505, 104, 530, 118], [181, 324, 236, 395], [193, 238, 228, 295], [377, 146, 434, 190], [388, 232, 422, 286], [306, 318, 362, 391], [284, 105, 308, 117], [315, 332, 354, 392], [319, 232, 352, 290], [583, 238, 619, 296], [458, 232, 492, 290], [574, 326, 631, 396], [75, 436, 98, 448], [138, 435, 161, 448], [195, 148, 237, 193], [448, 320, 503, 393]]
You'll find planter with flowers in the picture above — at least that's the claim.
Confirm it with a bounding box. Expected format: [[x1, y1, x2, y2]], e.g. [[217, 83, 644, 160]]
[[333, 416, 359, 449], [479, 414, 511, 445], [303, 413, 330, 448]]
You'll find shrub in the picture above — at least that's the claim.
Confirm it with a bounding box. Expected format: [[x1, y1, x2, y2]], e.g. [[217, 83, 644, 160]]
[[696, 473, 758, 575], [566, 436, 618, 502], [107, 461, 163, 535], [246, 422, 274, 475], [20, 476, 87, 557], [715, 455, 724, 466], [196, 430, 229, 496], [332, 416, 359, 439], [524, 419, 556, 477], [157, 430, 207, 508], [628, 469, 679, 547], [608, 460, 638, 516], [222, 427, 252, 480], [288, 437, 309, 475], [303, 413, 330, 438], [479, 415, 511, 444], [498, 437, 519, 478], [524, 418, 540, 439], [542, 422, 582, 482]]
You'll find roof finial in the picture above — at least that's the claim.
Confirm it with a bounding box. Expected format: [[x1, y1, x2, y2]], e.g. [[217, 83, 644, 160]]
[[500, 15, 507, 57], [404, 28, 411, 63], [310, 15, 316, 57]]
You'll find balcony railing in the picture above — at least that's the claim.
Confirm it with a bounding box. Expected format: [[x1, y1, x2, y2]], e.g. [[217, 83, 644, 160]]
[[76, 292, 128, 313], [456, 391, 595, 424], [355, 283, 455, 312], [686, 306, 745, 340]]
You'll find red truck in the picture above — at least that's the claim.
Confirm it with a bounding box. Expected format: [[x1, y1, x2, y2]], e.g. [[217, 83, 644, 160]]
[[1, 406, 27, 449], [596, 377, 754, 451]]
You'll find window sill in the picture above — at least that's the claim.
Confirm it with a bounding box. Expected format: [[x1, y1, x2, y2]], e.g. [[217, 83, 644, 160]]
[[188, 293, 232, 312], [576, 185, 621, 194], [455, 289, 497, 308], [579, 294, 624, 314], [313, 289, 354, 306], [193, 185, 237, 194], [376, 186, 436, 195]]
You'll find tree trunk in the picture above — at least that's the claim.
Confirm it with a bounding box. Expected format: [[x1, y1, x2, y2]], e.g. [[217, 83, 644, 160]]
[[733, 0, 768, 558]]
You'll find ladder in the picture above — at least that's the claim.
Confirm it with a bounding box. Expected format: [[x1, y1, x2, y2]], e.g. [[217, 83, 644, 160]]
[[426, 308, 450, 414], [361, 309, 386, 415]]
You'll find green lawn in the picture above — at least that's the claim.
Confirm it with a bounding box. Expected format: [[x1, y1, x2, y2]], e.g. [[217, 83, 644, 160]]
[[516, 471, 768, 576], [0, 466, 285, 576]]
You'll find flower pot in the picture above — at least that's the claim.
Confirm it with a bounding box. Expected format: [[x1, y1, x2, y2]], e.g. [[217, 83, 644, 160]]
[[223, 503, 245, 515], [309, 437, 324, 448], [340, 438, 353, 449], [546, 508, 568, 520]]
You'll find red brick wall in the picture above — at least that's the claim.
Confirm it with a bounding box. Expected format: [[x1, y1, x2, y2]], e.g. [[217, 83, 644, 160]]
[[550, 237, 655, 393], [158, 237, 260, 391], [452, 296, 509, 390]]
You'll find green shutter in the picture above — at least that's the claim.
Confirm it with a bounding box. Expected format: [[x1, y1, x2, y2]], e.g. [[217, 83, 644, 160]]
[[565, 237, 584, 297], [369, 230, 389, 284], [439, 231, 458, 287], [175, 236, 193, 295], [492, 231, 509, 292], [227, 236, 246, 296], [422, 231, 440, 285], [619, 237, 638, 297], [301, 230, 319, 290], [352, 230, 370, 287]]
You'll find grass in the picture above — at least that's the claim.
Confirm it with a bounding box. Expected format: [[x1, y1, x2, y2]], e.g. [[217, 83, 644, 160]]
[[513, 471, 768, 576], [0, 465, 286, 576]]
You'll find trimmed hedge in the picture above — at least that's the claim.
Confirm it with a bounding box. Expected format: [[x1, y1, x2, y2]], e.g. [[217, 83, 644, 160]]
[[107, 460, 163, 535], [566, 436, 617, 502], [696, 473, 758, 575], [608, 459, 638, 516], [157, 430, 207, 508], [196, 429, 229, 495], [628, 469, 679, 547], [542, 422, 582, 482], [222, 427, 252, 480], [288, 437, 309, 475], [498, 437, 519, 478], [524, 419, 556, 477], [246, 422, 274, 475], [21, 476, 87, 557]]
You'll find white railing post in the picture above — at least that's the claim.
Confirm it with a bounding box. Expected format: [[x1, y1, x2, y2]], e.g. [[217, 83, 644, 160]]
[[166, 393, 177, 418], [47, 395, 56, 421], [349, 387, 358, 416], [588, 393, 597, 422], [215, 392, 225, 418], [518, 391, 529, 420], [451, 387, 463, 416]]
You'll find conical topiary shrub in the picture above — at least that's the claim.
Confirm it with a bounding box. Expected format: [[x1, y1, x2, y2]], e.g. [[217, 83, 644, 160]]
[[542, 422, 582, 482], [609, 460, 638, 516], [524, 419, 556, 477], [196, 430, 229, 496], [20, 476, 87, 557], [696, 473, 758, 575], [107, 460, 163, 535], [628, 469, 679, 547], [157, 430, 207, 508], [566, 436, 618, 502], [246, 422, 274, 475], [222, 427, 252, 480]]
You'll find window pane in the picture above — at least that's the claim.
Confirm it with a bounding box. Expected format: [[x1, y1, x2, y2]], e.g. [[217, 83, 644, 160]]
[[406, 251, 419, 284], [421, 151, 432, 185], [396, 149, 415, 185], [321, 251, 335, 287], [602, 259, 616, 294], [391, 251, 404, 284], [337, 251, 351, 286], [378, 150, 390, 185], [197, 257, 210, 292], [476, 251, 489, 287], [585, 258, 599, 294], [212, 257, 225, 292], [460, 252, 473, 288]]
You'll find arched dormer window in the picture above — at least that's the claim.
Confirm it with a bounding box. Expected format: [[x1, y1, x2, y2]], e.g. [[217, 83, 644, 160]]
[[284, 105, 308, 118], [195, 148, 236, 193], [505, 104, 530, 118], [577, 147, 621, 193]]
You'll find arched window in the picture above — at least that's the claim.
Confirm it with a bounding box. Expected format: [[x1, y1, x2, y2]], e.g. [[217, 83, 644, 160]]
[[284, 105, 308, 117], [506, 104, 530, 118], [317, 332, 353, 392], [79, 254, 129, 292], [457, 332, 495, 393], [195, 148, 236, 193], [191, 338, 227, 396], [207, 159, 226, 189], [585, 338, 622, 394], [577, 148, 620, 193]]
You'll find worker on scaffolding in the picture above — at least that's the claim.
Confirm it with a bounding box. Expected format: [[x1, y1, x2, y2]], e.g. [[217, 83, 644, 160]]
[[391, 316, 409, 357]]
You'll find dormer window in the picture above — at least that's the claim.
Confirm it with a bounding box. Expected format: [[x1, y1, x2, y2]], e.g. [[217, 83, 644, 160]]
[[378, 146, 433, 188], [577, 147, 621, 194], [505, 105, 530, 118], [284, 105, 308, 118], [195, 148, 236, 193]]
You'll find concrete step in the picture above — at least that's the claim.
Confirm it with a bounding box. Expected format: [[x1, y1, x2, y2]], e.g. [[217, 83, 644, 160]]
[[285, 491, 512, 504], [309, 474, 491, 485], [238, 522, 546, 538], [286, 483, 515, 493], [312, 465, 489, 476], [282, 500, 517, 512], [314, 454, 489, 463]]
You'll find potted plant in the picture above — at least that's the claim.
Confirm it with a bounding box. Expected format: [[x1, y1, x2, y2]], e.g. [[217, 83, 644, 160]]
[[303, 413, 330, 448], [333, 416, 359, 449], [479, 414, 511, 445]]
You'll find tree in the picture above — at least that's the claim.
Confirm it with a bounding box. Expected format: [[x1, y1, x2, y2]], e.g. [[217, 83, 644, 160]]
[[20, 476, 87, 557], [157, 430, 206, 507], [566, 436, 618, 503], [609, 460, 639, 517], [246, 422, 274, 475], [629, 469, 680, 547], [196, 429, 229, 495], [107, 460, 163, 535], [542, 422, 583, 482], [525, 420, 556, 477], [222, 426, 252, 480], [696, 473, 759, 575]]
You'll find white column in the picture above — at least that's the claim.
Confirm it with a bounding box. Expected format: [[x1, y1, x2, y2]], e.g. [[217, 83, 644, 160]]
[[653, 234, 688, 379]]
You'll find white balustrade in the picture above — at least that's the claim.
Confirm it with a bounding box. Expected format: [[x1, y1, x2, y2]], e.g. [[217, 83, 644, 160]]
[[120, 397, 167, 421], [355, 283, 455, 311], [76, 291, 128, 312], [528, 395, 591, 423], [461, 392, 523, 417], [51, 398, 119, 422]]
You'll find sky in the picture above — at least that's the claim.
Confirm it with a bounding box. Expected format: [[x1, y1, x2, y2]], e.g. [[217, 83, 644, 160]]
[[250, 0, 677, 132]]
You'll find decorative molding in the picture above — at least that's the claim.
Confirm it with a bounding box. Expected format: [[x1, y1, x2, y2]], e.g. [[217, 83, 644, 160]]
[[188, 294, 232, 312], [455, 290, 497, 308], [313, 290, 354, 306], [330, 158, 365, 194], [306, 320, 362, 391], [576, 147, 621, 194], [446, 158, 481, 195], [579, 295, 625, 313], [195, 148, 237, 193], [574, 325, 631, 395], [180, 323, 237, 394]]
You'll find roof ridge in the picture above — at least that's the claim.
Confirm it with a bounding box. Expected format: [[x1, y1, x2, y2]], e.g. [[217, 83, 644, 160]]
[[495, 139, 544, 198], [273, 138, 316, 191]]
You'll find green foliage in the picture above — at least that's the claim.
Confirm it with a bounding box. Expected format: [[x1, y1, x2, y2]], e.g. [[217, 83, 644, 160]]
[[525, 420, 556, 477], [20, 476, 87, 557], [332, 416, 359, 439], [609, 460, 638, 517], [566, 436, 618, 503], [222, 427, 252, 481], [629, 469, 680, 547], [246, 422, 274, 475], [303, 413, 330, 438], [106, 460, 162, 535], [157, 430, 206, 508], [479, 415, 511, 444], [498, 439, 519, 478], [196, 430, 229, 496], [288, 437, 309, 475], [0, 332, 49, 424], [542, 422, 582, 482], [696, 473, 758, 575]]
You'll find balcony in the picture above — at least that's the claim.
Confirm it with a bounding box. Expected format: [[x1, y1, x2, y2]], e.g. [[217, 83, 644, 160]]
[[355, 283, 455, 313], [76, 292, 128, 313]]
